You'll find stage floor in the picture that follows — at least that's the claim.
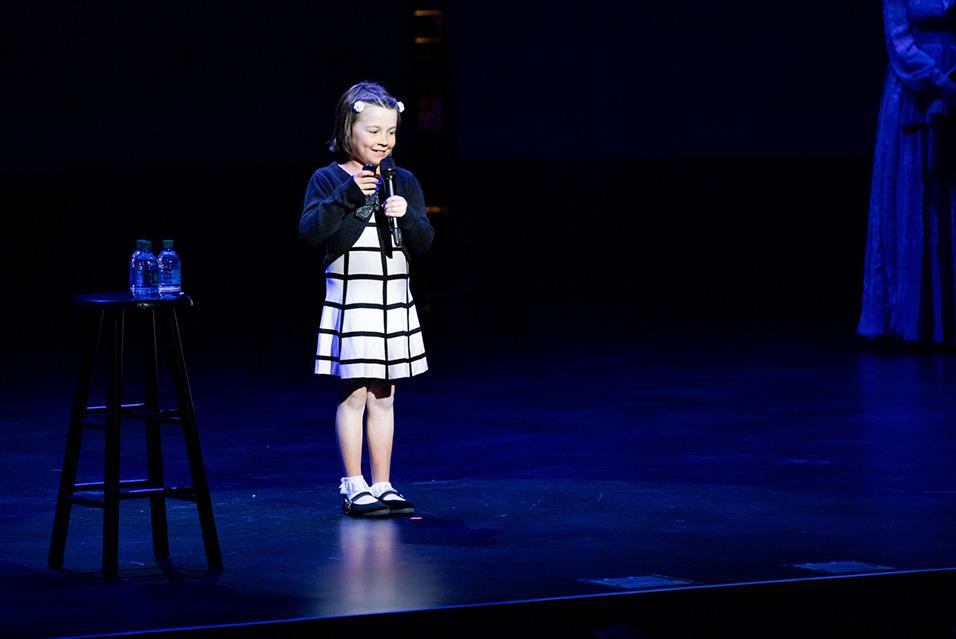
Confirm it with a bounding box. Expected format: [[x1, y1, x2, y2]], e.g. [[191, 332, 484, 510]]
[[3, 329, 956, 637]]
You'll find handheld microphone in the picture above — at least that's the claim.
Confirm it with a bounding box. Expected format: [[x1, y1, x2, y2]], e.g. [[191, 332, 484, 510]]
[[379, 157, 403, 249]]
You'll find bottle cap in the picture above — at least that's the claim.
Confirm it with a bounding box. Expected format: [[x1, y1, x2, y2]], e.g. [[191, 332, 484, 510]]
[[136, 239, 148, 248], [142, 240, 153, 249], [162, 239, 174, 249]]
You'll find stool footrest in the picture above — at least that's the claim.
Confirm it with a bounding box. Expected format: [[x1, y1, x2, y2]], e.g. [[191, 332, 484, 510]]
[[85, 403, 147, 414], [68, 484, 199, 507], [75, 479, 154, 489], [69, 496, 106, 509], [79, 405, 184, 430], [118, 486, 197, 501]]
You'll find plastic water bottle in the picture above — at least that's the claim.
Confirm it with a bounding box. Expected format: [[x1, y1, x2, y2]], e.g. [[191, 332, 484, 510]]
[[128, 241, 141, 295], [157, 239, 182, 296], [129, 239, 159, 298]]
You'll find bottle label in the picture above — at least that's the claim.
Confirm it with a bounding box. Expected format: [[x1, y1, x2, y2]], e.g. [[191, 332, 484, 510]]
[[131, 255, 160, 296]]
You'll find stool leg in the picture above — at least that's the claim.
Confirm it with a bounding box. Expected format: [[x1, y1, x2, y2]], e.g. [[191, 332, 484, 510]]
[[167, 307, 223, 571], [103, 309, 124, 577], [144, 308, 170, 561], [49, 310, 104, 569]]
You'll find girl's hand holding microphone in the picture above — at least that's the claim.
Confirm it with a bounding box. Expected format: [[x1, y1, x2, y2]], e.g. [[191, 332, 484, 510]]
[[383, 195, 407, 218], [353, 168, 380, 196]]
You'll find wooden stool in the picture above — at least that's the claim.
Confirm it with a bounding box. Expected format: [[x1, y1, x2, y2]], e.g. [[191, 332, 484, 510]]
[[48, 292, 222, 577]]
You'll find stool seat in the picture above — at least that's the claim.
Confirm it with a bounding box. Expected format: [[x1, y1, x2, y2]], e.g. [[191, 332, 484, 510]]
[[74, 291, 194, 307], [49, 290, 222, 577]]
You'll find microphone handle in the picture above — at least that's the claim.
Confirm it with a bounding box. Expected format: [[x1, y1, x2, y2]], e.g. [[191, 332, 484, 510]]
[[383, 174, 402, 248]]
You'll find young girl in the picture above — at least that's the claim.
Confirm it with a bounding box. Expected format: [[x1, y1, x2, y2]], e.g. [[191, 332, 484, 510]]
[[299, 82, 434, 517]]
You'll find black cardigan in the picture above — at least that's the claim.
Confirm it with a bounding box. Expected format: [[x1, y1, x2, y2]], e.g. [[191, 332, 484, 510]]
[[299, 161, 435, 267]]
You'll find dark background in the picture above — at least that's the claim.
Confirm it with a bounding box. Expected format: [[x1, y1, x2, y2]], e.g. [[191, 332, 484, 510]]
[[1, 1, 885, 364]]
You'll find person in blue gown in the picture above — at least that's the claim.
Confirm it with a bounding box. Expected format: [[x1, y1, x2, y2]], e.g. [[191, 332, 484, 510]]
[[859, 0, 956, 342]]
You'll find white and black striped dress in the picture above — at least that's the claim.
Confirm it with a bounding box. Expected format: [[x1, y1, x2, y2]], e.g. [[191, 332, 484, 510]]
[[314, 196, 428, 380]]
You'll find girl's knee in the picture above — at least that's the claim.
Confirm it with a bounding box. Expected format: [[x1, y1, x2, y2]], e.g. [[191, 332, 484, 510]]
[[339, 383, 368, 410], [367, 382, 395, 409]]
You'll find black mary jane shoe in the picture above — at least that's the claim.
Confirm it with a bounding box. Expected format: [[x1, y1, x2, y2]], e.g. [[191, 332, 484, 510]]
[[377, 490, 415, 515], [342, 491, 390, 517]]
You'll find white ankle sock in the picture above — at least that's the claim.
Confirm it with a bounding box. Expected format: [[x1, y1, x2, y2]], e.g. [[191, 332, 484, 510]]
[[339, 475, 379, 506], [369, 481, 404, 501]]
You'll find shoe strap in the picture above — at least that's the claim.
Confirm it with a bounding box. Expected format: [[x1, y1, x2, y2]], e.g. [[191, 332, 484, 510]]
[[347, 490, 377, 503]]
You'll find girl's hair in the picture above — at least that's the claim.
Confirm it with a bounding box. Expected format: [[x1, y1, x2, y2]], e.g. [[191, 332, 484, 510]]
[[328, 82, 403, 161]]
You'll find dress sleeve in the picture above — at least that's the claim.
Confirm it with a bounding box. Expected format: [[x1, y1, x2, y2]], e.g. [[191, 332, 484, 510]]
[[398, 172, 435, 256], [884, 0, 955, 94], [299, 169, 367, 248]]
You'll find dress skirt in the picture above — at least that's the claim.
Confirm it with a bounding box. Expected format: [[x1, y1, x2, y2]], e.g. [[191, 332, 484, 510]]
[[314, 213, 428, 380]]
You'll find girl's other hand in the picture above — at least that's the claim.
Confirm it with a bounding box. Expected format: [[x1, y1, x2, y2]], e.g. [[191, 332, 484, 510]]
[[354, 170, 379, 196], [383, 195, 407, 217]]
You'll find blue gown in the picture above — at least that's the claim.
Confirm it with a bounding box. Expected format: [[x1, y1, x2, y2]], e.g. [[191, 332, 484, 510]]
[[859, 0, 956, 342]]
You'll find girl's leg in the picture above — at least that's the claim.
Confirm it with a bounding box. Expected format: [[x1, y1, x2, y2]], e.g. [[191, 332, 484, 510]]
[[365, 380, 395, 484], [336, 380, 369, 477], [337, 380, 388, 513]]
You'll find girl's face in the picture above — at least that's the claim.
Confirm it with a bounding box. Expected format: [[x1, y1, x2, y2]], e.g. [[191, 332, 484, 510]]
[[350, 105, 398, 166]]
